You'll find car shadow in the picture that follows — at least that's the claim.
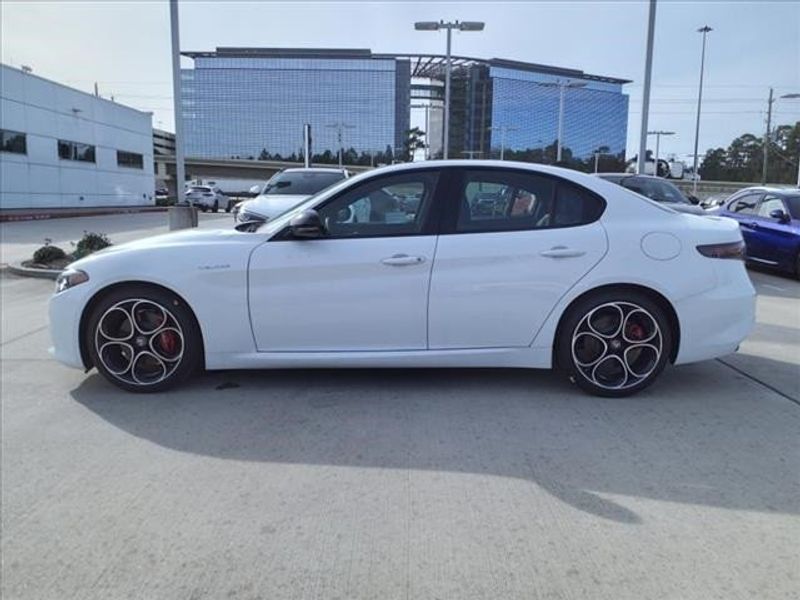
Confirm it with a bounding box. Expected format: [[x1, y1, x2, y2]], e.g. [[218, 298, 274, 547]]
[[71, 363, 800, 524]]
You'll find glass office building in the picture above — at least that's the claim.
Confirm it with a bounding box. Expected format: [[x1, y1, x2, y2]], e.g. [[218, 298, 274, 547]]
[[181, 48, 629, 165], [181, 48, 409, 160], [439, 60, 629, 162]]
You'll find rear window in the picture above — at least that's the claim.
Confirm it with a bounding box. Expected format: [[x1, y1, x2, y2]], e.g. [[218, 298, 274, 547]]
[[189, 187, 211, 193]]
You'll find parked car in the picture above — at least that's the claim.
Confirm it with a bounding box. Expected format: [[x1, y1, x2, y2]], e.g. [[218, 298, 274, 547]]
[[595, 173, 705, 215], [50, 161, 755, 397], [234, 167, 349, 224], [718, 187, 800, 277], [183, 185, 228, 212]]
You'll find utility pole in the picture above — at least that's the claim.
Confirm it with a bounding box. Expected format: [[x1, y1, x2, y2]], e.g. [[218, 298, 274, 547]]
[[762, 87, 773, 185], [637, 0, 657, 175]]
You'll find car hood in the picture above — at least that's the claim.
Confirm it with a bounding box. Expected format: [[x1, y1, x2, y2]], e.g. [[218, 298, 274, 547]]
[[239, 194, 311, 220], [70, 228, 251, 267]]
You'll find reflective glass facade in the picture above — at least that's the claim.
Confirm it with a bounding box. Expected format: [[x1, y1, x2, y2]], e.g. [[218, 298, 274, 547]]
[[182, 54, 409, 159], [487, 66, 628, 160]]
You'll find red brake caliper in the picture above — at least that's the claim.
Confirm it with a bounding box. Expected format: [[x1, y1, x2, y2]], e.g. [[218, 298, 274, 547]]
[[158, 330, 178, 355]]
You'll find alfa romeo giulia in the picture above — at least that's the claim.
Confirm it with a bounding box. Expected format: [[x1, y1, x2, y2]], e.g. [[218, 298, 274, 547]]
[[49, 161, 756, 396]]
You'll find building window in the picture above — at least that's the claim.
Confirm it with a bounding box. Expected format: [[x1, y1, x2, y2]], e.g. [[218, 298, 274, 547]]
[[117, 150, 144, 169], [58, 139, 96, 163], [1, 129, 27, 154]]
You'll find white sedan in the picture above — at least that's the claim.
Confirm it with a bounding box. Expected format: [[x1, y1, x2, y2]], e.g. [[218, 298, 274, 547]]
[[49, 161, 755, 397]]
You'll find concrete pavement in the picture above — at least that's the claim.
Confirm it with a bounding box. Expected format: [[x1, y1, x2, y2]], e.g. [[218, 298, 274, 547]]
[[1, 215, 798, 600]]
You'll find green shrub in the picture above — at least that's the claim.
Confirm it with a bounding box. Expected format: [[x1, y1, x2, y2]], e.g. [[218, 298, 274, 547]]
[[73, 231, 112, 259], [33, 244, 67, 264], [156, 196, 175, 207]]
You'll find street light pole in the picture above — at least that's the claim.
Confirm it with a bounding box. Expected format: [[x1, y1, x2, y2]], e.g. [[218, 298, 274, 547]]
[[415, 20, 485, 160], [637, 0, 657, 175], [647, 130, 675, 176], [444, 25, 452, 160], [692, 25, 712, 194], [169, 0, 188, 214], [488, 125, 517, 160], [326, 122, 354, 168]]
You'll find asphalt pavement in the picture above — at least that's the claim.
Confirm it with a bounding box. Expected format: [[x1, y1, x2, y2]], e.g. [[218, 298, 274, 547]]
[[1, 214, 798, 600]]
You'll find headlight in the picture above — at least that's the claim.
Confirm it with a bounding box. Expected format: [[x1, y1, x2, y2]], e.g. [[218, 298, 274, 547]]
[[55, 269, 89, 293]]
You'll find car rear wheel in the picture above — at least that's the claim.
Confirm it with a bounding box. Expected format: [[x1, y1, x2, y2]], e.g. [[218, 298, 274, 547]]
[[213, 200, 219, 213], [556, 290, 673, 397], [86, 286, 202, 392]]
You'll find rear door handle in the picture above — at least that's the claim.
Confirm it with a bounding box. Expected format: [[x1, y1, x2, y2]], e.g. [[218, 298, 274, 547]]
[[381, 254, 426, 266], [746, 221, 759, 229], [539, 246, 586, 259]]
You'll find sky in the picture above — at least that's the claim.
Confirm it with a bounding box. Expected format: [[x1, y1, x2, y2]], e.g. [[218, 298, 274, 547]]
[[2, 0, 799, 161]]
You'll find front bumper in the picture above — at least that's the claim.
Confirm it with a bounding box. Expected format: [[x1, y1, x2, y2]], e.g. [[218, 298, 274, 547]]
[[49, 286, 91, 370]]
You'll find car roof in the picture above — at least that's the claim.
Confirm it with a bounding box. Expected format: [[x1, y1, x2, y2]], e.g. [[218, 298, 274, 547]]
[[281, 167, 348, 174], [730, 186, 800, 196]]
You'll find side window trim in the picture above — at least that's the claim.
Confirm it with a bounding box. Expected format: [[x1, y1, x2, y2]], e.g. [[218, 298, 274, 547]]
[[271, 167, 446, 241], [439, 167, 606, 235]]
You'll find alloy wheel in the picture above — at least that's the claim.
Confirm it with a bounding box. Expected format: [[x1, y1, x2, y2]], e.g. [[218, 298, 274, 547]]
[[94, 299, 185, 386], [571, 301, 663, 392]]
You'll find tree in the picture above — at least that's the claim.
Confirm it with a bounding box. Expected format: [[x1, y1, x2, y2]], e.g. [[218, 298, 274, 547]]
[[403, 127, 426, 161]]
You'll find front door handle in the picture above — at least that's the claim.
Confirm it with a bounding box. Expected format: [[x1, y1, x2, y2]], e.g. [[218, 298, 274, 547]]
[[539, 246, 586, 259], [746, 221, 759, 229], [381, 254, 426, 266]]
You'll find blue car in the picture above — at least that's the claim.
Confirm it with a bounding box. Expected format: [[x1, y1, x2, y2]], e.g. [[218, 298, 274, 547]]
[[719, 187, 800, 278]]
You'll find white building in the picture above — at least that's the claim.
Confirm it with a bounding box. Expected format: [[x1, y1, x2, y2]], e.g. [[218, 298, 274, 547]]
[[1, 64, 154, 210]]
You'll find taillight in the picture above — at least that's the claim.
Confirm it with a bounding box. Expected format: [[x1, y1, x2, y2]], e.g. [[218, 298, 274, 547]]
[[696, 241, 745, 260]]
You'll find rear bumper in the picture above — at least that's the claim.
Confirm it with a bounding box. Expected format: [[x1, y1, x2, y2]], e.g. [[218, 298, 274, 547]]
[[674, 262, 756, 364]]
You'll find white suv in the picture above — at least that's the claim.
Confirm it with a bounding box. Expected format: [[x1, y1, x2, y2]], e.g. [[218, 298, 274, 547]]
[[184, 185, 228, 212]]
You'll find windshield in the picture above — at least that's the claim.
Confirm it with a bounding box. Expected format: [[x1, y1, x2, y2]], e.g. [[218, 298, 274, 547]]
[[262, 171, 345, 196], [622, 177, 690, 204]]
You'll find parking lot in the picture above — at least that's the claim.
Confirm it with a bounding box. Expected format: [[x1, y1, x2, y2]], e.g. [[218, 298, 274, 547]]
[[1, 213, 799, 599]]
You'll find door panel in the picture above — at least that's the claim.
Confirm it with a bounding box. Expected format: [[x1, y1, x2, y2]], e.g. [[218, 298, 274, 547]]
[[248, 169, 443, 352], [248, 236, 436, 351], [428, 225, 607, 349], [429, 167, 608, 350]]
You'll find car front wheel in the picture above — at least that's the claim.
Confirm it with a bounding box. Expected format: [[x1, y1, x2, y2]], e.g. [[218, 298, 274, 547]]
[[556, 291, 673, 397], [86, 286, 202, 392]]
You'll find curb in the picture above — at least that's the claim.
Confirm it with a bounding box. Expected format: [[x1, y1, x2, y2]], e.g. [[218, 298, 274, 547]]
[[6, 262, 63, 280], [0, 206, 168, 223]]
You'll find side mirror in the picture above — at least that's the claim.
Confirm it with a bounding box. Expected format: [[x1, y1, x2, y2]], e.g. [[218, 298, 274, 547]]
[[769, 208, 790, 223], [687, 193, 700, 205], [249, 185, 261, 195], [289, 209, 325, 239]]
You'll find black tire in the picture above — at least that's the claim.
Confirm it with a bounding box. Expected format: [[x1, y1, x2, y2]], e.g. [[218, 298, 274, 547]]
[[86, 285, 203, 393], [225, 203, 232, 213], [795, 251, 800, 281], [212, 200, 219, 213], [555, 289, 673, 397]]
